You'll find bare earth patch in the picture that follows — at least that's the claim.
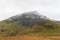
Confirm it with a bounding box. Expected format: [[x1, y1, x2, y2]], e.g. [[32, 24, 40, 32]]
[[0, 36, 60, 40]]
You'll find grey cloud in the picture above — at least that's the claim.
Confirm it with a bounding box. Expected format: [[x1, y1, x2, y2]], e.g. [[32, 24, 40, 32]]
[[0, 0, 60, 21]]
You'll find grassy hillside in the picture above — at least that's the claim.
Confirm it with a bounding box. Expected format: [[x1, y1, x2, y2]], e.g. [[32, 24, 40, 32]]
[[0, 11, 60, 37], [0, 19, 60, 37]]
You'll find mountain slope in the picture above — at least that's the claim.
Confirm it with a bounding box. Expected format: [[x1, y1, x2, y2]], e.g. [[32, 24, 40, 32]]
[[0, 11, 60, 37], [4, 11, 49, 26]]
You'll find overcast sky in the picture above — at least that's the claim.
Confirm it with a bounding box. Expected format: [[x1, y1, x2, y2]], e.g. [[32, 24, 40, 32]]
[[0, 0, 60, 21]]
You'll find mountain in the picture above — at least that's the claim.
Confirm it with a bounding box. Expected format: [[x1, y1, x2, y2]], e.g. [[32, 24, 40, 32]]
[[4, 11, 49, 27], [0, 11, 60, 37]]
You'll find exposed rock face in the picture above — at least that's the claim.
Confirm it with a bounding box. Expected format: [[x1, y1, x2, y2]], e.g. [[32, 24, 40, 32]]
[[10, 11, 48, 27], [17, 11, 48, 27]]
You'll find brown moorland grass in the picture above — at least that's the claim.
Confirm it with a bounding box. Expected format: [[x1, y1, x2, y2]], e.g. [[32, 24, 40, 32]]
[[0, 36, 60, 40]]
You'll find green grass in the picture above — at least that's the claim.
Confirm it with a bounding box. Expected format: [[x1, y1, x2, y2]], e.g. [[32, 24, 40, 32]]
[[25, 26, 60, 36], [0, 19, 60, 37]]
